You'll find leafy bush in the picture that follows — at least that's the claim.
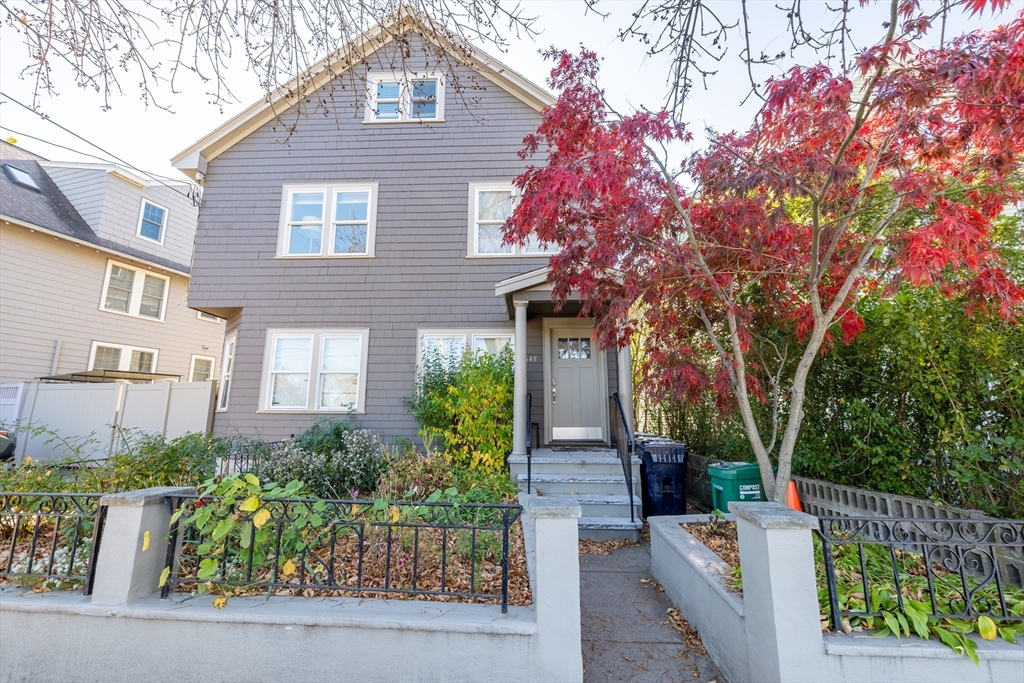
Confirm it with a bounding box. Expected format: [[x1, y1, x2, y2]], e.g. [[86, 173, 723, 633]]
[[252, 427, 385, 499], [0, 429, 228, 493], [406, 347, 514, 474], [376, 450, 456, 501]]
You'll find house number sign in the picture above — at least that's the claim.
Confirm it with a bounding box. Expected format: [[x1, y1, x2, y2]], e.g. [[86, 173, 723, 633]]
[[527, 355, 539, 363]]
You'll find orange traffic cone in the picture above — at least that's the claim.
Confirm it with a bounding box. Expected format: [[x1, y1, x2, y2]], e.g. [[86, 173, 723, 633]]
[[786, 480, 802, 511]]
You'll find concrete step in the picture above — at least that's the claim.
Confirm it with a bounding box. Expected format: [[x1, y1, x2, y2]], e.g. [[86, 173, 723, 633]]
[[578, 516, 644, 542], [517, 473, 635, 496], [572, 494, 643, 518], [509, 454, 641, 479]]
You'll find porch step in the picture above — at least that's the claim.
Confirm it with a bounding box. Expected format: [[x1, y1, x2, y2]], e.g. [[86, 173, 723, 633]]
[[578, 516, 644, 542], [516, 473, 636, 496], [572, 494, 642, 518], [509, 453, 641, 478]]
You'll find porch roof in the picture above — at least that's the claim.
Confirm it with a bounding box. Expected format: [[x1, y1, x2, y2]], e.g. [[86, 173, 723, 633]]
[[495, 267, 581, 319]]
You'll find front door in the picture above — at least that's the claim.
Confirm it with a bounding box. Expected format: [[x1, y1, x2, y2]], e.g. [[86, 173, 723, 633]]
[[549, 327, 604, 441]]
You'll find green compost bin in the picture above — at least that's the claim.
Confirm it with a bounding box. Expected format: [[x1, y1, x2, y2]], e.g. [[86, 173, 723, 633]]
[[709, 462, 766, 512]]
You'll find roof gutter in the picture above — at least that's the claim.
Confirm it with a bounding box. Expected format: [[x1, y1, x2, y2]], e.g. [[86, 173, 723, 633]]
[[0, 214, 190, 277]]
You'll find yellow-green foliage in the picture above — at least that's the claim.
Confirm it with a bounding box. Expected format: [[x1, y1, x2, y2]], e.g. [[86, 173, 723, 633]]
[[406, 348, 513, 474]]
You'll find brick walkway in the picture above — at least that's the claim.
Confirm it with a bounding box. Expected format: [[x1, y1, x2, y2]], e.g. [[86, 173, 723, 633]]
[[580, 544, 723, 683]]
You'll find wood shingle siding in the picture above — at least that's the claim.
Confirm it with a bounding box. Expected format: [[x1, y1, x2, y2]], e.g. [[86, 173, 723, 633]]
[[192, 38, 562, 442]]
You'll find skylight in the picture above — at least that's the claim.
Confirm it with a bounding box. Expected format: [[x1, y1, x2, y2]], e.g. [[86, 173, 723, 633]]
[[4, 164, 41, 191]]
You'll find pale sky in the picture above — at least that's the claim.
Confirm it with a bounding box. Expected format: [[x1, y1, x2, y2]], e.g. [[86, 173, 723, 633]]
[[0, 1, 1014, 182]]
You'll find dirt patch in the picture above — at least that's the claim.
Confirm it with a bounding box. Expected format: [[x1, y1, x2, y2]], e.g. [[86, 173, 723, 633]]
[[579, 537, 639, 555], [681, 519, 742, 595]]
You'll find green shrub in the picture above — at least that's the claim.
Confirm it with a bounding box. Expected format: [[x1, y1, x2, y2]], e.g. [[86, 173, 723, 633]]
[[405, 347, 514, 474], [376, 450, 456, 501], [295, 418, 353, 456], [252, 429, 385, 499]]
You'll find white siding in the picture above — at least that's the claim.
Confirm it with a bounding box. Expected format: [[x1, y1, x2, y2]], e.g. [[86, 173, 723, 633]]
[[0, 223, 224, 383]]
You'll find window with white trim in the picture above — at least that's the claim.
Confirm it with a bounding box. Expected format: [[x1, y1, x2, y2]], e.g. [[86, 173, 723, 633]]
[[137, 200, 168, 243], [217, 336, 236, 411], [89, 342, 159, 373], [278, 184, 378, 257], [469, 184, 557, 257], [417, 329, 514, 371], [100, 260, 170, 321], [190, 355, 215, 382], [260, 329, 369, 412], [366, 73, 444, 122]]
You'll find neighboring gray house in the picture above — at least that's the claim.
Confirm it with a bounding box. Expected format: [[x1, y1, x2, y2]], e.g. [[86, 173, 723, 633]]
[[173, 13, 635, 453], [0, 141, 225, 387]]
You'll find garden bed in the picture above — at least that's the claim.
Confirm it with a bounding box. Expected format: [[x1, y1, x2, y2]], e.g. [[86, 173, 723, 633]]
[[681, 518, 741, 595]]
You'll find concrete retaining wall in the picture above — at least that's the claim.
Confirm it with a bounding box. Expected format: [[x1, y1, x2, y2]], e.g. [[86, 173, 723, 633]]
[[0, 490, 583, 683], [650, 506, 1023, 683]]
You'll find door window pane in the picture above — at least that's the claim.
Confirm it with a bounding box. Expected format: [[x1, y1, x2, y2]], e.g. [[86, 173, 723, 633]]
[[558, 337, 591, 360], [104, 266, 134, 312], [138, 275, 166, 319], [93, 346, 121, 371]]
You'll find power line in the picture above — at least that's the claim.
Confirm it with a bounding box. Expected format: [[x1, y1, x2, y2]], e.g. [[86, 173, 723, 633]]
[[0, 91, 199, 205]]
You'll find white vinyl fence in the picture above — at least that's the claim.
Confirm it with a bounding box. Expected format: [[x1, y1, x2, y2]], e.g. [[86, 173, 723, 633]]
[[13, 381, 216, 462]]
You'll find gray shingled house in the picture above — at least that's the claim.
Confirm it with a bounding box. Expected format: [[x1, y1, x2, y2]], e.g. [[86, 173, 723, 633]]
[[173, 13, 640, 536]]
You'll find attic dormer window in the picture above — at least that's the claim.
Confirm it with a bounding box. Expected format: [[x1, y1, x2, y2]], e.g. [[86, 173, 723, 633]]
[[4, 164, 40, 191], [366, 73, 444, 123]]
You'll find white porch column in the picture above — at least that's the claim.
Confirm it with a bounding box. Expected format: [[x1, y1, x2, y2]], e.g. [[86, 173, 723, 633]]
[[511, 300, 529, 456], [617, 344, 635, 434]]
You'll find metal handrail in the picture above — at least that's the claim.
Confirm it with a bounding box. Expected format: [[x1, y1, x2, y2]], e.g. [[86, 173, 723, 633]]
[[525, 391, 532, 494], [610, 392, 635, 523]]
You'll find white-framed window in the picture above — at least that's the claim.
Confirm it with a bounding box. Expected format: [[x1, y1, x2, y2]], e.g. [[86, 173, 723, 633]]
[[365, 73, 445, 123], [217, 336, 236, 411], [277, 184, 378, 258], [88, 342, 159, 374], [136, 200, 169, 243], [197, 311, 223, 323], [259, 328, 370, 413], [99, 260, 170, 321], [189, 355, 216, 382], [468, 183, 556, 257], [417, 329, 514, 371]]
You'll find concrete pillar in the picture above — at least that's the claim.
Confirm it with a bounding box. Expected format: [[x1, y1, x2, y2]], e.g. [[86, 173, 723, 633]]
[[616, 344, 634, 434], [730, 502, 823, 683], [90, 486, 195, 605], [512, 300, 529, 456], [527, 495, 584, 683]]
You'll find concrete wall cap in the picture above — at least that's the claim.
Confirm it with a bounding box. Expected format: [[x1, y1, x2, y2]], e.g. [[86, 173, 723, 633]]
[[99, 487, 196, 507], [525, 494, 582, 519], [729, 502, 818, 530]]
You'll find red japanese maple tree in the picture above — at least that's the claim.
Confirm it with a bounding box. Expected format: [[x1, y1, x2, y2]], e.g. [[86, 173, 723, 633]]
[[505, 2, 1024, 501]]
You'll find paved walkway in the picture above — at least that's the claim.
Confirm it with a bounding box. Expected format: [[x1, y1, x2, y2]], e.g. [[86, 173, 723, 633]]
[[580, 544, 723, 683]]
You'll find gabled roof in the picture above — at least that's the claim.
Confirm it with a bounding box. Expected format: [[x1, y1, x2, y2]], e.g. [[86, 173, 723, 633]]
[[0, 142, 191, 275], [171, 7, 555, 180]]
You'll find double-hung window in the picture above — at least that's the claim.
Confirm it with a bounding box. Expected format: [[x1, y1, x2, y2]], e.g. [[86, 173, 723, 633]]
[[190, 355, 215, 382], [100, 260, 170, 321], [261, 329, 369, 412], [217, 336, 236, 411], [279, 184, 377, 258], [417, 329, 514, 372], [89, 342, 159, 374], [137, 200, 168, 243], [469, 184, 556, 257], [366, 73, 444, 122]]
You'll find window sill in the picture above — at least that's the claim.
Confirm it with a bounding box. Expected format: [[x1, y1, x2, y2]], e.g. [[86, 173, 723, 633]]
[[466, 253, 555, 259], [256, 409, 366, 415], [274, 254, 376, 260], [362, 119, 445, 125], [97, 306, 166, 323]]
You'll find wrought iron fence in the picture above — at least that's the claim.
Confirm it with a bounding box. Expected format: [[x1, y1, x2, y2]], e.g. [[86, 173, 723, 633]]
[[161, 495, 524, 613], [0, 492, 106, 593], [216, 440, 288, 476], [816, 516, 1024, 630], [609, 392, 636, 523]]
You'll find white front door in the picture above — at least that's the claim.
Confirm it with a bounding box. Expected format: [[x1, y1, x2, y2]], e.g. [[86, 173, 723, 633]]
[[548, 324, 605, 441]]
